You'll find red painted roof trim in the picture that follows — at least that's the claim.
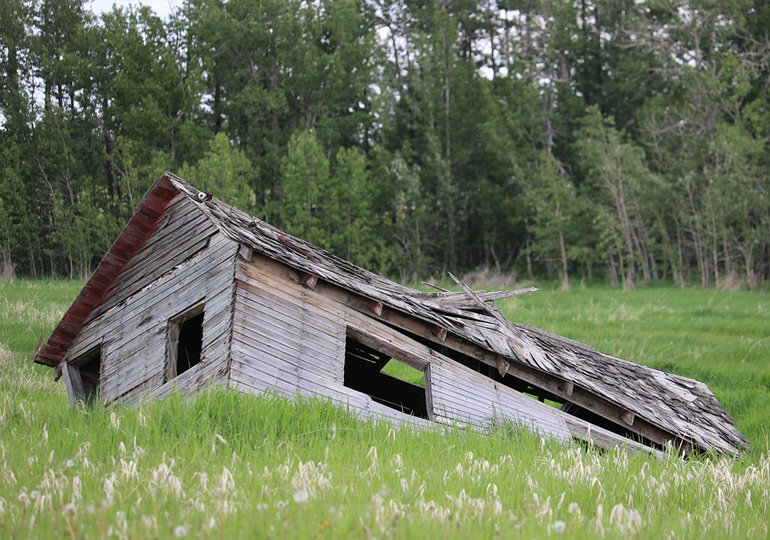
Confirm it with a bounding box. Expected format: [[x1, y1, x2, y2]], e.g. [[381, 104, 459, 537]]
[[33, 174, 181, 368]]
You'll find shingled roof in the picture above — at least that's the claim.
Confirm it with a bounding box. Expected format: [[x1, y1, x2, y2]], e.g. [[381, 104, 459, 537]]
[[35, 173, 749, 456]]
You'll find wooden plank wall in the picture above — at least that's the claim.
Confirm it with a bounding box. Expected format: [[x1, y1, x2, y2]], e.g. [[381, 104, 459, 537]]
[[231, 252, 662, 456], [230, 255, 435, 427], [429, 362, 573, 442], [88, 194, 217, 322], [65, 196, 239, 405]]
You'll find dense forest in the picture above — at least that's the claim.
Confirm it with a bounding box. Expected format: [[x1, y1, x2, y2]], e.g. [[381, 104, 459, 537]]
[[1, 0, 769, 288]]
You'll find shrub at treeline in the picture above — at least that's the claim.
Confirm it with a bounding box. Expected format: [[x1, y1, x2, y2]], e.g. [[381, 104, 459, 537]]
[[1, 0, 769, 287]]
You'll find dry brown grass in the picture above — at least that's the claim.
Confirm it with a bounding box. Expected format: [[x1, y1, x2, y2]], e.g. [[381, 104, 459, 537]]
[[716, 270, 746, 291], [461, 267, 528, 290]]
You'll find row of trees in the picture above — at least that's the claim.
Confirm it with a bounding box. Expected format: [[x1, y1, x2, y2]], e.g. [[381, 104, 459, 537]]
[[1, 0, 769, 287]]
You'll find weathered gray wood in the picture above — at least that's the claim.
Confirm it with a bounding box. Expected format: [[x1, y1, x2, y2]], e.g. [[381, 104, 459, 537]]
[[430, 362, 577, 442], [231, 322, 343, 385], [238, 245, 253, 261], [228, 252, 680, 457], [66, 213, 239, 404], [69, 233, 237, 363], [231, 253, 627, 450], [62, 362, 85, 405], [45, 174, 745, 458], [90, 196, 219, 321], [230, 268, 346, 395], [564, 418, 664, 458], [230, 354, 434, 429]]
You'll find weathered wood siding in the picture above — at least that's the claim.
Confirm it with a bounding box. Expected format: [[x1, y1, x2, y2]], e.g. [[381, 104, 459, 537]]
[[429, 362, 572, 442], [230, 254, 435, 426], [64, 195, 239, 404], [229, 252, 662, 456]]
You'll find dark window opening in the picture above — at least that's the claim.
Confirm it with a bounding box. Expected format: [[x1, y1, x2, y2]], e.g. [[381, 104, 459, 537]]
[[167, 306, 204, 381], [71, 346, 101, 403], [344, 336, 429, 418]]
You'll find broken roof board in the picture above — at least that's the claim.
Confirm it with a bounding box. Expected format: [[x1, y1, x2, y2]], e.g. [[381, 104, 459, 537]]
[[34, 173, 748, 456]]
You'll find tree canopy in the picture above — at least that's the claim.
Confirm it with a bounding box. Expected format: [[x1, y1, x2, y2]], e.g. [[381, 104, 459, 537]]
[[1, 0, 768, 287]]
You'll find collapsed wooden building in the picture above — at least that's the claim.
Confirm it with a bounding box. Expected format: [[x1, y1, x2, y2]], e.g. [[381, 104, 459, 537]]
[[34, 173, 748, 457]]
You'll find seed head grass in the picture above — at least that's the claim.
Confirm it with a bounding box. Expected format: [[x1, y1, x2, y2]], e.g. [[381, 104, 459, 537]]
[[1, 279, 768, 538]]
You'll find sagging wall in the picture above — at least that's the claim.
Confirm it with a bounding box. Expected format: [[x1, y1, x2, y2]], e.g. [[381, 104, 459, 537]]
[[229, 252, 661, 455], [63, 195, 239, 405], [229, 253, 550, 431], [229, 252, 433, 425]]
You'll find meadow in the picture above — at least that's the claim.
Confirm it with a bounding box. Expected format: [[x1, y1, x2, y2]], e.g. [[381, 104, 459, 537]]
[[1, 279, 769, 538]]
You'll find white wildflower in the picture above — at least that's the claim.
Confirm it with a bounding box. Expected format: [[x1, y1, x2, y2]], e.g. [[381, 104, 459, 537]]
[[391, 453, 404, 472], [62, 503, 77, 516], [174, 525, 188, 537], [552, 520, 567, 533], [214, 433, 228, 446], [293, 489, 309, 504], [72, 476, 82, 502], [256, 503, 268, 511], [64, 459, 74, 468], [568, 502, 580, 514], [30, 491, 39, 500], [492, 499, 503, 515]]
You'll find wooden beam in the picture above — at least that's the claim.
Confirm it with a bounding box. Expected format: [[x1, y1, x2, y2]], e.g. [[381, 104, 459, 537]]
[[347, 326, 429, 370], [368, 300, 383, 316], [619, 410, 635, 426], [238, 245, 253, 261], [62, 363, 85, 406], [429, 325, 447, 342], [495, 354, 509, 377], [558, 380, 574, 396], [300, 273, 318, 290]]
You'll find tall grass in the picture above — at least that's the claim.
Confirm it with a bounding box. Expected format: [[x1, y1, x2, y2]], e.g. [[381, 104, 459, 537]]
[[500, 283, 770, 448], [1, 279, 769, 538]]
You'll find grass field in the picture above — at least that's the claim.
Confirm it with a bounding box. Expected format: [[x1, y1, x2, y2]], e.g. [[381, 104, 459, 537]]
[[1, 279, 769, 538]]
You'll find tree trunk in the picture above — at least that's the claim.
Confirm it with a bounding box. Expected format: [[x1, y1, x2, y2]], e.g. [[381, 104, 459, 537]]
[[559, 229, 570, 291]]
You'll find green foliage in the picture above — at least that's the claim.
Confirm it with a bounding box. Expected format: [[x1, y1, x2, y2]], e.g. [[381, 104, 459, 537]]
[[524, 153, 576, 289], [329, 146, 382, 268], [1, 0, 770, 286], [181, 132, 257, 214], [53, 190, 120, 279], [278, 129, 331, 245]]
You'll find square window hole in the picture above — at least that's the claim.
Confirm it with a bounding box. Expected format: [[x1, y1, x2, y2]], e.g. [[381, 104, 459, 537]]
[[344, 336, 429, 418], [167, 305, 204, 381]]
